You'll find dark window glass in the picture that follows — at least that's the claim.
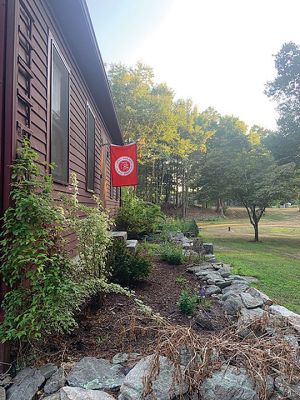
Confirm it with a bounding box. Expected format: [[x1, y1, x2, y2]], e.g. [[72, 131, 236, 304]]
[[51, 46, 69, 183], [87, 107, 95, 191]]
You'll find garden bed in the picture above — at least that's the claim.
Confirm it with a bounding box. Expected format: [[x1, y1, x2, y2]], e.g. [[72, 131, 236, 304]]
[[33, 257, 228, 368]]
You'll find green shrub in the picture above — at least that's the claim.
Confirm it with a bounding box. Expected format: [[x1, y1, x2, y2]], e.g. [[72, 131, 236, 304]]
[[63, 173, 113, 282], [158, 218, 199, 240], [0, 140, 128, 344], [175, 276, 188, 286], [116, 189, 163, 238], [160, 244, 184, 265], [177, 289, 198, 316], [0, 139, 85, 341], [108, 240, 152, 286]]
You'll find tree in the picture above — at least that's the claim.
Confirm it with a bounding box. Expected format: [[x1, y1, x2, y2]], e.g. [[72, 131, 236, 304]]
[[229, 147, 296, 241], [265, 42, 300, 167], [194, 113, 249, 215]]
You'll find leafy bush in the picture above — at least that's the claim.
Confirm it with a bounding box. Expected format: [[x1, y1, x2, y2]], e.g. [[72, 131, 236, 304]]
[[116, 189, 163, 238], [108, 240, 152, 286], [175, 276, 188, 286], [0, 139, 85, 341], [63, 173, 113, 282], [0, 140, 129, 343], [160, 244, 184, 265], [177, 289, 198, 316]]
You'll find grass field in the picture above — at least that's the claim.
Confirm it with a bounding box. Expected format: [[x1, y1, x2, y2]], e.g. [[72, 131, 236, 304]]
[[198, 207, 300, 313]]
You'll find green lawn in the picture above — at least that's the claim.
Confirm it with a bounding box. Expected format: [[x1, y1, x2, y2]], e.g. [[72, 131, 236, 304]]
[[198, 208, 300, 313]]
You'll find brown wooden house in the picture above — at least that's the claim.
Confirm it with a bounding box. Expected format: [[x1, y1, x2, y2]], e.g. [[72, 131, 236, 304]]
[[0, 0, 123, 365], [0, 0, 123, 224]]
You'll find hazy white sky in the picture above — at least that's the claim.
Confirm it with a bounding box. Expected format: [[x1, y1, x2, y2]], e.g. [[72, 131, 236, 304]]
[[87, 0, 300, 131]]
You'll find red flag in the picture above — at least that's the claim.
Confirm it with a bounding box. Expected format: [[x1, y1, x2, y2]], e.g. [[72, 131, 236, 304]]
[[110, 143, 138, 187]]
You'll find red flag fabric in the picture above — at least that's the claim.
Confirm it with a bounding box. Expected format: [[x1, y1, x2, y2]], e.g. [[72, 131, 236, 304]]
[[110, 143, 138, 187]]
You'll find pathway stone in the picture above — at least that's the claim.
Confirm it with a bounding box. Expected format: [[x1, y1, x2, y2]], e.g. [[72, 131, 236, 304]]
[[6, 368, 45, 400], [119, 355, 188, 400], [67, 357, 125, 391], [0, 387, 5, 400], [60, 387, 115, 400]]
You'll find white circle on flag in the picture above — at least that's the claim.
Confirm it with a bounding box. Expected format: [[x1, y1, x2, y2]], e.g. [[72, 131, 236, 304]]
[[115, 156, 134, 176]]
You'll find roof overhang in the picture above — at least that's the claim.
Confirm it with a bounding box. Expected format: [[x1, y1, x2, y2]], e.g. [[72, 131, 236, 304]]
[[46, 0, 124, 145]]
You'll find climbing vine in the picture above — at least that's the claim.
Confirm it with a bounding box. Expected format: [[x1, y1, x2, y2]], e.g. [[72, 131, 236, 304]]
[[0, 138, 85, 341]]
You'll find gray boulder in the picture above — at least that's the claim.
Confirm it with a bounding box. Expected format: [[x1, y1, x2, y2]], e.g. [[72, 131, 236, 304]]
[[187, 264, 213, 274], [60, 387, 115, 400], [44, 393, 61, 400], [283, 334, 299, 350], [112, 352, 140, 365], [239, 307, 266, 324], [214, 279, 232, 289], [203, 243, 213, 254], [119, 355, 188, 400], [44, 367, 65, 395], [222, 283, 249, 295], [274, 377, 300, 400], [39, 364, 58, 380], [223, 295, 243, 316], [200, 366, 263, 400], [218, 267, 232, 278], [240, 293, 264, 309], [6, 368, 45, 400], [0, 387, 5, 400], [246, 288, 273, 306], [205, 285, 221, 296], [269, 305, 300, 333], [67, 357, 125, 391]]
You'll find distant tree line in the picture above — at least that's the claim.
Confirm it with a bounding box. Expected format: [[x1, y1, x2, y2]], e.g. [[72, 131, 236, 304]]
[[108, 45, 299, 241]]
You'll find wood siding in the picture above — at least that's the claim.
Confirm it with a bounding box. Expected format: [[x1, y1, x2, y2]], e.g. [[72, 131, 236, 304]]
[[13, 0, 120, 252]]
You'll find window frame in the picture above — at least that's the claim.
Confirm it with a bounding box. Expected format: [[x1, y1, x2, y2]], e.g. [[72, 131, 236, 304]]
[[86, 102, 96, 192], [50, 39, 70, 185]]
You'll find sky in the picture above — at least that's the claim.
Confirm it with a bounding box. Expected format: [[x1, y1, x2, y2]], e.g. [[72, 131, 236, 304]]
[[86, 0, 300, 131]]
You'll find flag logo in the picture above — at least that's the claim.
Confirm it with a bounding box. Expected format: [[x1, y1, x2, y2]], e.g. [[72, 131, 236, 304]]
[[115, 156, 134, 176], [110, 143, 138, 187]]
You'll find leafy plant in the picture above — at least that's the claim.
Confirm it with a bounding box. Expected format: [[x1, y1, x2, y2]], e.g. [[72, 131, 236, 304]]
[[0, 138, 85, 341], [108, 240, 152, 286], [115, 189, 163, 238], [63, 173, 113, 282], [160, 243, 184, 265], [175, 276, 188, 286], [177, 289, 198, 316]]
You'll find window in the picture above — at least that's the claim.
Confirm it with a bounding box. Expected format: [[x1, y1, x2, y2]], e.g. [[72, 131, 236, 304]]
[[51, 45, 69, 183], [86, 106, 95, 191]]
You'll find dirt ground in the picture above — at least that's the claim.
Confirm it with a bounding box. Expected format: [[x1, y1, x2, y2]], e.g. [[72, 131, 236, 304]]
[[32, 258, 227, 368]]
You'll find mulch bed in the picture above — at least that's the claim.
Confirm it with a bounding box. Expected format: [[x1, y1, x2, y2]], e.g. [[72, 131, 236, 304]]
[[33, 258, 228, 368]]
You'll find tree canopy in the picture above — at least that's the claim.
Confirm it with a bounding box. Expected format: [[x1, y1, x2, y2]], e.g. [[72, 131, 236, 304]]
[[265, 42, 300, 166], [108, 61, 297, 240]]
